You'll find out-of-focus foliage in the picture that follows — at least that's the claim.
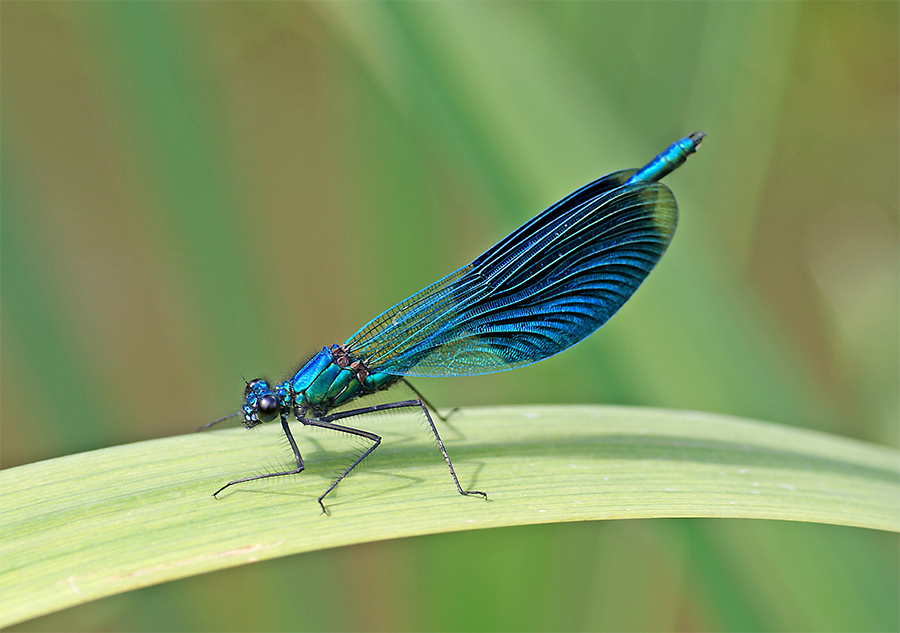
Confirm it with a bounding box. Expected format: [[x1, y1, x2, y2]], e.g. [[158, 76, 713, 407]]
[[2, 2, 896, 631]]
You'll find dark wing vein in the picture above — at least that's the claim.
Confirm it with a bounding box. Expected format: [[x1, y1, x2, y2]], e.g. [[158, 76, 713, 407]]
[[344, 169, 677, 377]]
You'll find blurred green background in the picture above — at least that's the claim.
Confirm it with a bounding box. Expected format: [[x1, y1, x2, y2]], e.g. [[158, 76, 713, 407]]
[[2, 2, 897, 631]]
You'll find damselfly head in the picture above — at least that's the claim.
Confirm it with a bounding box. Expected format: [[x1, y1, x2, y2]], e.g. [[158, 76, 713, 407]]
[[243, 378, 281, 427]]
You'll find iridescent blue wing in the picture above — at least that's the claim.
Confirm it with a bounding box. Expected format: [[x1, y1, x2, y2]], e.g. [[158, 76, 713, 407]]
[[344, 169, 677, 377]]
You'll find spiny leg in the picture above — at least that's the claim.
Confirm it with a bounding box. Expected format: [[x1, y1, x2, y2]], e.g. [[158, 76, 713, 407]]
[[406, 400, 486, 500], [313, 399, 487, 510], [212, 413, 304, 497], [297, 415, 381, 514], [400, 378, 459, 422]]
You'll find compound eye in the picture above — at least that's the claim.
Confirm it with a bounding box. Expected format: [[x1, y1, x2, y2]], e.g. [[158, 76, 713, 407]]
[[256, 394, 280, 422]]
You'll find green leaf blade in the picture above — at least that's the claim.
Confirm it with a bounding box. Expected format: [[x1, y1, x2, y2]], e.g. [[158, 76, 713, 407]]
[[2, 405, 897, 627]]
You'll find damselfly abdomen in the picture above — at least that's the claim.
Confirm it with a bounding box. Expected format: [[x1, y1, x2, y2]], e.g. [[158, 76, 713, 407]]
[[202, 132, 704, 512]]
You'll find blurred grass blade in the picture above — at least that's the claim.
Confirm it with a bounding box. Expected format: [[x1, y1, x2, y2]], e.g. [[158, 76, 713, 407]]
[[2, 405, 897, 627]]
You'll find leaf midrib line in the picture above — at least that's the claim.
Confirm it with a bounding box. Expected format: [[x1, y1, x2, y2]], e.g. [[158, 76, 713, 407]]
[[1, 405, 898, 628]]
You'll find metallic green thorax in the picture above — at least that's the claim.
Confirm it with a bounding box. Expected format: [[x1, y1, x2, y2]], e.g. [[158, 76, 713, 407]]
[[242, 347, 399, 427], [225, 133, 704, 511], [291, 346, 399, 411]]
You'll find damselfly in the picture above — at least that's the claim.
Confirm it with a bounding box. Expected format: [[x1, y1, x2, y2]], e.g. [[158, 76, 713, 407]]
[[202, 132, 704, 512]]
